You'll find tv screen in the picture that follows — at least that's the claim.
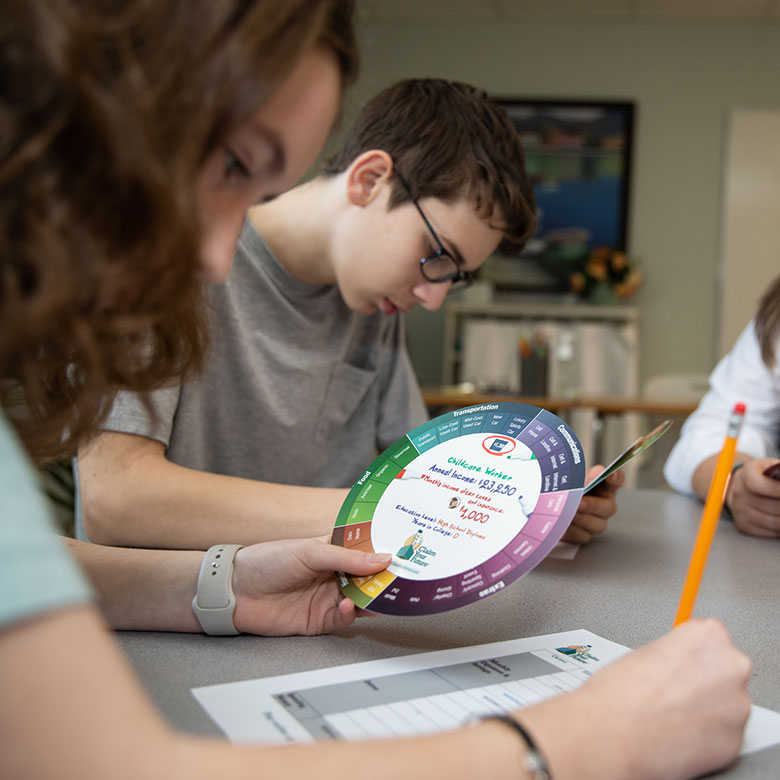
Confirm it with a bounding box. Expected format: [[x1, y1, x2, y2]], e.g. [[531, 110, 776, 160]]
[[496, 99, 635, 259]]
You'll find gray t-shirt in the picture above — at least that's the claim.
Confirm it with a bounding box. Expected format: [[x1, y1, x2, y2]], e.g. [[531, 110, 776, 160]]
[[0, 412, 92, 627], [85, 220, 427, 528]]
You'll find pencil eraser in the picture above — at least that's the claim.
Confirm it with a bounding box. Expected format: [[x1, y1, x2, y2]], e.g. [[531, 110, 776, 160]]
[[733, 402, 746, 415]]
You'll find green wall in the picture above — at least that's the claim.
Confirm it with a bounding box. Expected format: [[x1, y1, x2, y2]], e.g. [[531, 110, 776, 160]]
[[343, 19, 780, 386]]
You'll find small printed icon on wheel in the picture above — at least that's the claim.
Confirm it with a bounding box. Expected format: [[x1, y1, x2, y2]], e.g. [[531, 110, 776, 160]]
[[397, 530, 423, 560], [482, 435, 516, 456]]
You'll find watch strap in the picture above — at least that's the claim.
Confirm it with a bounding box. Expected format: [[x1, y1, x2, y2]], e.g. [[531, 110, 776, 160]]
[[192, 544, 244, 635]]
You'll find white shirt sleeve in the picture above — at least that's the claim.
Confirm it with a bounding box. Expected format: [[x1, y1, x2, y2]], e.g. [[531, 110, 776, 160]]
[[664, 319, 780, 496]]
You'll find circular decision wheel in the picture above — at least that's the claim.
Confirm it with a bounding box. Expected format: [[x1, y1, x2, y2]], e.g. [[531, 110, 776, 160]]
[[331, 402, 585, 615]]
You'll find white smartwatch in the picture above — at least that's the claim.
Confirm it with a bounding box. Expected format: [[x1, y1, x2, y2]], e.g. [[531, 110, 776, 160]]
[[191, 544, 244, 635]]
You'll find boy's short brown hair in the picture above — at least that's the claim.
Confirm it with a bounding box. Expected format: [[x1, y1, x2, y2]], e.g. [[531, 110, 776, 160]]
[[323, 79, 536, 254]]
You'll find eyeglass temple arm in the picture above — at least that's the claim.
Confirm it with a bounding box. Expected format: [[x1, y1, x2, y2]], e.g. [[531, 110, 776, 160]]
[[394, 169, 448, 255]]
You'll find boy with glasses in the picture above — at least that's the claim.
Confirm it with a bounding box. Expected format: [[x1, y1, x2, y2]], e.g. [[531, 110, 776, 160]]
[[77, 79, 622, 549]]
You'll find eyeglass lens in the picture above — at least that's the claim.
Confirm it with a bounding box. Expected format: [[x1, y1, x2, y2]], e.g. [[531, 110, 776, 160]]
[[421, 253, 462, 282]]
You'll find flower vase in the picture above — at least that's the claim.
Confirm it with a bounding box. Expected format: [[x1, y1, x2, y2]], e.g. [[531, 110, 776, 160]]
[[588, 282, 619, 306]]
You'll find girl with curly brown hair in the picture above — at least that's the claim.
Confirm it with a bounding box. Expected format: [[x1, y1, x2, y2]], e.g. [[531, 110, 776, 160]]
[[0, 2, 751, 779]]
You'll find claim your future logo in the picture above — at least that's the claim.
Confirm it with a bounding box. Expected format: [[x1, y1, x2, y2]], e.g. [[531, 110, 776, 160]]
[[396, 530, 423, 560], [555, 644, 600, 664]]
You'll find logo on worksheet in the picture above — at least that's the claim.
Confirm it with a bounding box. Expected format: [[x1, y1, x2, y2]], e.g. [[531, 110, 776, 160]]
[[555, 644, 600, 664]]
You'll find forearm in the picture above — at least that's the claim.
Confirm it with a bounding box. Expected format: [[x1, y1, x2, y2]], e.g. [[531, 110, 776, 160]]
[[179, 718, 533, 780], [691, 450, 752, 501], [698, 454, 780, 536], [2, 607, 747, 780], [100, 469, 347, 549], [79, 434, 347, 549], [1, 605, 535, 780], [66, 539, 204, 631]]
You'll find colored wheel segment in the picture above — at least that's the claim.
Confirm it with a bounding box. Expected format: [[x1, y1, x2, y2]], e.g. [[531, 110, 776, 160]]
[[331, 402, 585, 615]]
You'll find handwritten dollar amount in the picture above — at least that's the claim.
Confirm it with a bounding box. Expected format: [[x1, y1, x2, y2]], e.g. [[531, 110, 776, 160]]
[[459, 508, 489, 523], [477, 479, 516, 496]]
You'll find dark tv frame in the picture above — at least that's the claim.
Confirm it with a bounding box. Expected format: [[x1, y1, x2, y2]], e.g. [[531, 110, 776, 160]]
[[494, 97, 636, 253]]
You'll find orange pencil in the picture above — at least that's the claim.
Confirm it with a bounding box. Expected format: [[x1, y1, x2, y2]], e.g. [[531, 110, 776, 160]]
[[673, 401, 746, 626]]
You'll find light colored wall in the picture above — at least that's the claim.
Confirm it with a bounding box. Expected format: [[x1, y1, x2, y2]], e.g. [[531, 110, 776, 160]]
[[720, 108, 780, 357], [342, 19, 780, 386]]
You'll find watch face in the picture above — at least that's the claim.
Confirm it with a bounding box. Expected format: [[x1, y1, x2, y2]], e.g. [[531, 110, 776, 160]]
[[331, 402, 586, 615]]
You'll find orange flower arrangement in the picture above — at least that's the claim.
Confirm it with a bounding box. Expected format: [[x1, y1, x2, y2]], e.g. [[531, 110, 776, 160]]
[[568, 246, 641, 301]]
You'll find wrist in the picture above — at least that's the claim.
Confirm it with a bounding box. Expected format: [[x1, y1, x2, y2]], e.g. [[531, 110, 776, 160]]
[[191, 544, 244, 635], [724, 462, 746, 519], [480, 715, 551, 780], [515, 691, 630, 780]]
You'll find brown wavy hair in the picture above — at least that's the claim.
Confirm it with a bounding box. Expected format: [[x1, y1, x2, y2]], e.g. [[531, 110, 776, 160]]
[[0, 0, 355, 460], [755, 274, 780, 368], [322, 79, 536, 254]]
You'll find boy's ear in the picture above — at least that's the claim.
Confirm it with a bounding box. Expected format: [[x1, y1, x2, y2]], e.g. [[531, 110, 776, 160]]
[[344, 150, 394, 207]]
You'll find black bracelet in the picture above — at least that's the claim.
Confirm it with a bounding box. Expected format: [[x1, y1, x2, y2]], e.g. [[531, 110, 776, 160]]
[[480, 714, 552, 780], [723, 462, 745, 521]]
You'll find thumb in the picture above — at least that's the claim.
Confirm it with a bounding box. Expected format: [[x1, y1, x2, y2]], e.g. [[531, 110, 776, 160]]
[[586, 464, 606, 481], [303, 541, 392, 576]]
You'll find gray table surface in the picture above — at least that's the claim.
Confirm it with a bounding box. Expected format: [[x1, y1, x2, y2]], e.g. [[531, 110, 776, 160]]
[[116, 489, 779, 777]]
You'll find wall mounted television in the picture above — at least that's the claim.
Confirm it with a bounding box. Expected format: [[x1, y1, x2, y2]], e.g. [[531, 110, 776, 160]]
[[491, 98, 635, 288]]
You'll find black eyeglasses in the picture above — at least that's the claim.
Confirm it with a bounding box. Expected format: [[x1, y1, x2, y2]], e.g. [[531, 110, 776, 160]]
[[395, 171, 475, 288]]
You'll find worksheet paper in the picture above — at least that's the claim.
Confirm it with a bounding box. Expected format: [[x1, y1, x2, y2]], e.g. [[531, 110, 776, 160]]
[[547, 541, 580, 560], [192, 629, 780, 756]]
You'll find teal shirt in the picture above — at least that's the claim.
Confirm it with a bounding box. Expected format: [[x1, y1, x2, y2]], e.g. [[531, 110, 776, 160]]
[[0, 412, 92, 627]]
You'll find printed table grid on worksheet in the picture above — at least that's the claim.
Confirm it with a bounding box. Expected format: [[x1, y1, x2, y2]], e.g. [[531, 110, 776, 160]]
[[192, 630, 780, 755], [192, 631, 626, 745], [271, 648, 591, 741]]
